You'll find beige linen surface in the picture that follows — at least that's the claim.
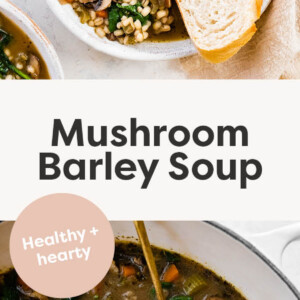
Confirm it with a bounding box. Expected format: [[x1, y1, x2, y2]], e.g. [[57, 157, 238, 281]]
[[180, 0, 300, 79]]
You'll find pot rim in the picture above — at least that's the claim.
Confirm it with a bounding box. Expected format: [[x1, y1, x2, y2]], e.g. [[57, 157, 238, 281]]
[[206, 221, 300, 300]]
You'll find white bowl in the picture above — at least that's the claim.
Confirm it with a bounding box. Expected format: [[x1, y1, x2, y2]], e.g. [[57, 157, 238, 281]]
[[0, 0, 64, 79], [47, 0, 272, 61]]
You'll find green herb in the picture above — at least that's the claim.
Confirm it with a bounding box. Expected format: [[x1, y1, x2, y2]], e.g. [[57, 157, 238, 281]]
[[1, 284, 19, 300], [163, 250, 180, 263], [108, 6, 121, 32], [0, 271, 19, 300], [150, 282, 173, 297], [0, 50, 31, 79], [0, 28, 31, 79], [0, 29, 11, 79], [0, 59, 9, 78], [116, 3, 149, 25], [161, 282, 173, 289], [108, 2, 150, 33]]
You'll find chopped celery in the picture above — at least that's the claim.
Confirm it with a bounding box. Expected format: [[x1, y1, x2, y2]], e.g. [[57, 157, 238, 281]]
[[78, 7, 90, 24], [183, 274, 207, 296]]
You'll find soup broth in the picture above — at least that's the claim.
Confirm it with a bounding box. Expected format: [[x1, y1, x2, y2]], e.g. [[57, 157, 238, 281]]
[[0, 241, 247, 300], [148, 4, 188, 42]]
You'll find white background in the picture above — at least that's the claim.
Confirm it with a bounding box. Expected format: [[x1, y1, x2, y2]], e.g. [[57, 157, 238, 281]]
[[0, 81, 299, 221], [9, 0, 186, 79]]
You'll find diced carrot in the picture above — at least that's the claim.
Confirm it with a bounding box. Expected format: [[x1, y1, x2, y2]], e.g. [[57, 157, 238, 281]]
[[121, 265, 136, 277], [162, 264, 180, 282], [96, 10, 108, 18]]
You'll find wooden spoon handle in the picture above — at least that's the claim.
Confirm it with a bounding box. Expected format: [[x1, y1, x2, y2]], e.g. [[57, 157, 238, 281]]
[[134, 221, 165, 300]]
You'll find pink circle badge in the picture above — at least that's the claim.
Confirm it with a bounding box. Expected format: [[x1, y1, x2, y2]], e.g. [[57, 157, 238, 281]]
[[10, 193, 115, 298]]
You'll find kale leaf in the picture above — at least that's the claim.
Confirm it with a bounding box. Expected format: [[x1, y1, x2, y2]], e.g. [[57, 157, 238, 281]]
[[0, 28, 31, 79], [0, 49, 31, 79], [108, 6, 121, 33], [116, 3, 149, 25], [108, 2, 150, 33]]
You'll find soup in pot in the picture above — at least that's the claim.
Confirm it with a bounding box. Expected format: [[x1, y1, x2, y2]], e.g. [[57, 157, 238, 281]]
[[0, 241, 247, 300]]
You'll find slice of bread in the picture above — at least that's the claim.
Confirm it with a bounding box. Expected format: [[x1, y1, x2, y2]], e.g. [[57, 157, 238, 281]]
[[176, 0, 263, 63]]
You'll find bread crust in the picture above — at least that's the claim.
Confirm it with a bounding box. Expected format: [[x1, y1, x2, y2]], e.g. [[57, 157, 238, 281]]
[[198, 24, 257, 63], [176, 0, 262, 64], [256, 0, 263, 18]]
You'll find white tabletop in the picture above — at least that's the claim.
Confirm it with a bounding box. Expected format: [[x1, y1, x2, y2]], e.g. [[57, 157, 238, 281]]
[[10, 0, 187, 79]]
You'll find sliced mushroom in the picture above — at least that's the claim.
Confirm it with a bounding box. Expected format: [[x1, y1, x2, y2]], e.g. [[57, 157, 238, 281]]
[[84, 0, 112, 11], [26, 54, 40, 79], [165, 0, 171, 8], [107, 33, 117, 41], [157, 0, 165, 7], [150, 0, 159, 6]]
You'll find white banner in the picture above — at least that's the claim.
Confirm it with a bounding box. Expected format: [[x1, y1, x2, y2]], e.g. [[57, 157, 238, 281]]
[[0, 80, 299, 220]]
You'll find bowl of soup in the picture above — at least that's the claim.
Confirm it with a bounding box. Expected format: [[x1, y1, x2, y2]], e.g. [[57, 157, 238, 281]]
[[47, 0, 271, 61], [0, 0, 63, 79]]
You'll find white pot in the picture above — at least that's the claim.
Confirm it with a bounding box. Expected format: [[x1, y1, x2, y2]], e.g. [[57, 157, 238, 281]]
[[111, 221, 300, 300], [0, 0, 64, 79], [1, 221, 299, 299]]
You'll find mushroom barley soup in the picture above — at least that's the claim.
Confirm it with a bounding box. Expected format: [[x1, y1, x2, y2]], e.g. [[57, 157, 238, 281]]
[[0, 241, 247, 300], [0, 12, 50, 80], [60, 0, 188, 44]]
